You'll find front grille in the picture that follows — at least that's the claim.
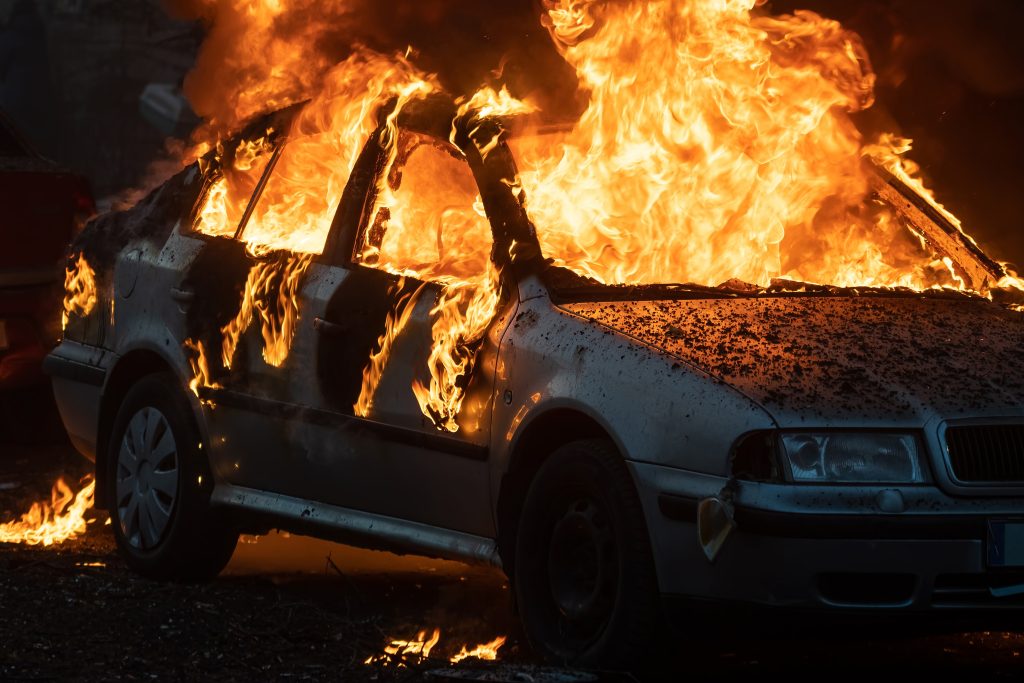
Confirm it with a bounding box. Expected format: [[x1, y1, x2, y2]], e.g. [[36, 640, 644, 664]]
[[945, 425, 1024, 483]]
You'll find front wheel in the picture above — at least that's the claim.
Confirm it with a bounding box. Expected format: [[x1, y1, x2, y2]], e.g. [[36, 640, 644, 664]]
[[106, 372, 237, 581], [514, 439, 660, 668]]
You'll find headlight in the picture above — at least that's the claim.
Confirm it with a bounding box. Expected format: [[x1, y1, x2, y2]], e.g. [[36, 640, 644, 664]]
[[780, 433, 924, 483]]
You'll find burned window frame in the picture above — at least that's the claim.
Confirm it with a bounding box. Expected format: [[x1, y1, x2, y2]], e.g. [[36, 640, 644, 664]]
[[321, 95, 544, 286], [185, 105, 300, 244]]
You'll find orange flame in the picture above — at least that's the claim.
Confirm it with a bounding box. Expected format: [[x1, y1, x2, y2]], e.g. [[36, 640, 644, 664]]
[[62, 253, 98, 330], [178, 0, 1023, 430], [411, 270, 501, 433], [195, 50, 437, 256], [359, 115, 504, 430], [364, 627, 441, 665], [517, 0, 965, 290], [183, 338, 220, 398], [363, 628, 507, 666], [449, 635, 507, 663], [0, 477, 96, 546], [354, 278, 424, 417], [221, 253, 314, 369]]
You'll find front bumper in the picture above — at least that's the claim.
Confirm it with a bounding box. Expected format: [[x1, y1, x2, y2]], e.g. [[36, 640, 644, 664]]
[[631, 461, 1024, 611]]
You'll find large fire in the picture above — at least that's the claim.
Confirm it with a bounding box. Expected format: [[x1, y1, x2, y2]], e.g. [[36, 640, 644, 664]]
[[173, 0, 1020, 429], [0, 477, 96, 547]]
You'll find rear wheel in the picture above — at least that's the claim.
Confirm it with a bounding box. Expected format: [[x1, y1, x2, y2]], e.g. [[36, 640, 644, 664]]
[[513, 439, 660, 668], [106, 373, 237, 581]]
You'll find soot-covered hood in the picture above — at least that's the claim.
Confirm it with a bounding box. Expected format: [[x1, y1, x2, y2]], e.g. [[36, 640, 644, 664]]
[[560, 294, 1024, 424]]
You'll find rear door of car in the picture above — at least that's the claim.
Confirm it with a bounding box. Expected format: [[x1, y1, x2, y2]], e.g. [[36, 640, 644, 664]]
[[166, 126, 300, 491], [270, 130, 512, 538]]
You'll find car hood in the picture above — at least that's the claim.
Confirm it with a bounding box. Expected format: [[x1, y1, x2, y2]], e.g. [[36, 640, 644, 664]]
[[559, 295, 1024, 425]]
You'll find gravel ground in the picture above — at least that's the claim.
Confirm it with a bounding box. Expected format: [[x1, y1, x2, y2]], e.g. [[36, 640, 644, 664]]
[[2, 395, 1024, 681]]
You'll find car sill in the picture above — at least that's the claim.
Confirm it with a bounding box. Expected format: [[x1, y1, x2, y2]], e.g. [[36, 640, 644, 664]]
[[211, 484, 501, 567], [199, 387, 489, 461]]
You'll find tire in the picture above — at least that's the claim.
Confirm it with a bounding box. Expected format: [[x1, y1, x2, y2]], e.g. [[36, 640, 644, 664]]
[[106, 372, 237, 581], [513, 439, 660, 668]]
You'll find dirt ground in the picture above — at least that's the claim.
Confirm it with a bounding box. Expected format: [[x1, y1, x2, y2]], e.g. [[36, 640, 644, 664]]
[[2, 393, 1024, 681]]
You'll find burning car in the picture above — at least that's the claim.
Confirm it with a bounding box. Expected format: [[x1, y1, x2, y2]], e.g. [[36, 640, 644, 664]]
[[43, 0, 1024, 669], [46, 92, 1024, 665]]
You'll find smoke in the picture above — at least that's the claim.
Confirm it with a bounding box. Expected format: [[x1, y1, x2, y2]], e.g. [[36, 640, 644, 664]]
[[164, 0, 578, 137]]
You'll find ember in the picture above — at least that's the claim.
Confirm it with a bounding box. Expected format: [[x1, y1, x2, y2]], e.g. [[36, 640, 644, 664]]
[[363, 628, 507, 666], [450, 635, 508, 664]]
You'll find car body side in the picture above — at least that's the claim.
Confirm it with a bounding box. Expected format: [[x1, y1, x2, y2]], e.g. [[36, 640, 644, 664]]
[[48, 102, 1024, 614]]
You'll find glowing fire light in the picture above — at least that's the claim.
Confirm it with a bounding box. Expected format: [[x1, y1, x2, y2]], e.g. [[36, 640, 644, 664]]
[[178, 0, 1023, 431], [363, 628, 507, 666], [450, 635, 507, 663], [519, 0, 972, 290], [221, 253, 314, 369], [364, 627, 441, 665], [0, 477, 96, 546], [62, 253, 97, 330], [183, 338, 220, 398], [354, 278, 424, 417]]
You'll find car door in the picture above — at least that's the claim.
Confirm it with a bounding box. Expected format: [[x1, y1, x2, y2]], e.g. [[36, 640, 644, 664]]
[[169, 123, 305, 491], [268, 129, 516, 538]]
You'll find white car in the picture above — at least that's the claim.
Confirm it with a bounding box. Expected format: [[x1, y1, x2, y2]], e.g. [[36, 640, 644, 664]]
[[48, 96, 1024, 667]]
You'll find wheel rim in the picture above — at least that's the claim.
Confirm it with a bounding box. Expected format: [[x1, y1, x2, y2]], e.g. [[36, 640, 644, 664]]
[[115, 407, 179, 550], [546, 495, 618, 644]]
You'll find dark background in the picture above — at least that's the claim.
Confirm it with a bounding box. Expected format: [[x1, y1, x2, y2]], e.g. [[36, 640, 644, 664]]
[[2, 0, 1022, 267]]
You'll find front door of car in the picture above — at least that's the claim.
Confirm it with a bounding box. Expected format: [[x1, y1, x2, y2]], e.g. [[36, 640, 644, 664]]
[[275, 132, 514, 537], [174, 119, 349, 496]]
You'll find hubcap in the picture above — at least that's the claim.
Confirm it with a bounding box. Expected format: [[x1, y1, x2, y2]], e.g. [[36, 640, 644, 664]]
[[547, 497, 617, 639], [115, 407, 179, 549]]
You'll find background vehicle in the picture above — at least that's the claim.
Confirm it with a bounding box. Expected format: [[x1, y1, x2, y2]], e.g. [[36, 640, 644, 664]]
[[47, 97, 1024, 667], [1, 109, 93, 396]]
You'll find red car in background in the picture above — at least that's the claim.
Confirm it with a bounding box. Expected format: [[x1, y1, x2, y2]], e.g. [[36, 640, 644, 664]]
[[0, 109, 94, 390]]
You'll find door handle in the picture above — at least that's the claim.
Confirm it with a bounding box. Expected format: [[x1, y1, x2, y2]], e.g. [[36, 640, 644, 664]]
[[313, 317, 348, 337], [170, 287, 196, 304]]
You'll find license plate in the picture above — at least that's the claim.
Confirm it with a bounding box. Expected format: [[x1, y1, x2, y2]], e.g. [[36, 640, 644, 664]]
[[988, 520, 1024, 567], [0, 320, 7, 351]]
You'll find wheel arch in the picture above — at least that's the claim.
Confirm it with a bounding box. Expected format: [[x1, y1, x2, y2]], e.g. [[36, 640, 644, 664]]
[[96, 348, 185, 509], [495, 404, 629, 574]]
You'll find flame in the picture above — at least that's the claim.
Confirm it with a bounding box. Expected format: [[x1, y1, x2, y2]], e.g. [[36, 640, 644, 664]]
[[358, 116, 504, 430], [221, 253, 314, 369], [364, 628, 441, 665], [194, 134, 276, 238], [62, 253, 98, 330], [0, 477, 96, 546], [456, 85, 538, 123], [410, 270, 501, 432], [183, 338, 220, 398], [195, 50, 437, 256], [449, 635, 507, 664], [363, 628, 507, 666], [177, 0, 1024, 431], [354, 278, 424, 417], [515, 0, 971, 290]]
